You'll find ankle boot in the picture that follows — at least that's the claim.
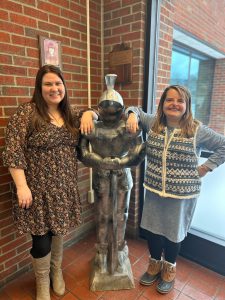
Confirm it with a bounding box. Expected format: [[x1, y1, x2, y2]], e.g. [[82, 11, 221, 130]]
[[50, 236, 65, 296], [157, 260, 176, 294], [140, 257, 162, 285], [31, 253, 51, 300]]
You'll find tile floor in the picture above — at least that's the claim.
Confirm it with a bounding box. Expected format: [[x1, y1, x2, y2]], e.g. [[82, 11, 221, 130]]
[[0, 233, 224, 300]]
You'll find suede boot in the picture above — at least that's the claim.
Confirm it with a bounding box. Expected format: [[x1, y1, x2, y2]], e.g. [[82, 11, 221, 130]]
[[31, 253, 51, 300], [50, 236, 65, 296], [140, 257, 162, 285], [157, 260, 176, 294]]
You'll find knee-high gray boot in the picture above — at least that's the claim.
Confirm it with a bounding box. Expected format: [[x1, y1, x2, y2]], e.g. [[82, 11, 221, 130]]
[[31, 253, 51, 300], [50, 235, 65, 296]]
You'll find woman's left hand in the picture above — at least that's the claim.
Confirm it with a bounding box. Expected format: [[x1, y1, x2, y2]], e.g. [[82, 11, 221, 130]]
[[80, 111, 97, 134], [126, 112, 139, 133]]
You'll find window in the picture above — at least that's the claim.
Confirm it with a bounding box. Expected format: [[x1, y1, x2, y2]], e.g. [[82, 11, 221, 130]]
[[170, 43, 215, 125]]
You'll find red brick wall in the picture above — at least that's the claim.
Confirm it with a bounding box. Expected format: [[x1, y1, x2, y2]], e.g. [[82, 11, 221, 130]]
[[173, 0, 225, 132], [157, 0, 225, 133], [174, 0, 225, 54], [156, 0, 175, 102], [0, 0, 102, 287], [210, 59, 225, 134], [103, 0, 146, 237]]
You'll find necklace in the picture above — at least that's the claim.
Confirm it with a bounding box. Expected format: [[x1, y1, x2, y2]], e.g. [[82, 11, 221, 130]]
[[48, 112, 64, 127]]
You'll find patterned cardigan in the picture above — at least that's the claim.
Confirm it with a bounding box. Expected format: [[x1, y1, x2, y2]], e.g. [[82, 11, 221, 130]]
[[144, 127, 201, 199]]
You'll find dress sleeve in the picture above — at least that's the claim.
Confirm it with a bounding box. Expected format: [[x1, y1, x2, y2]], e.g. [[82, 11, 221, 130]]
[[2, 103, 33, 169], [125, 106, 156, 133], [196, 124, 225, 170], [72, 107, 100, 129], [71, 107, 82, 129]]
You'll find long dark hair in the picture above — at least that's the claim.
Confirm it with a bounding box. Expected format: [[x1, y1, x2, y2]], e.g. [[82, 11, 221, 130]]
[[31, 65, 78, 135], [152, 85, 200, 137]]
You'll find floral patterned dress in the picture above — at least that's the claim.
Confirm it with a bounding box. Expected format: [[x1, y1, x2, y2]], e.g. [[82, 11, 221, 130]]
[[3, 102, 82, 235]]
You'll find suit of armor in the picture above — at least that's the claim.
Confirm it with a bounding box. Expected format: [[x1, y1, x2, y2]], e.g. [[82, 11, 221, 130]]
[[79, 74, 145, 274]]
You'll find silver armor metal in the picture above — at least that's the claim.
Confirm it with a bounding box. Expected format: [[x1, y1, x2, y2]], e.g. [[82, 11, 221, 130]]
[[99, 74, 123, 106], [79, 74, 146, 290]]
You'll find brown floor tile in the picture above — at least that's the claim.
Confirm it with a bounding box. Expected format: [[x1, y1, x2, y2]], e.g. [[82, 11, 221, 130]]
[[1, 280, 28, 300], [186, 275, 219, 297], [19, 296, 34, 300], [135, 295, 149, 300], [99, 287, 143, 300], [0, 235, 224, 300], [70, 284, 100, 300], [132, 258, 147, 280], [128, 239, 148, 259], [61, 292, 79, 299], [182, 284, 214, 300], [215, 287, 225, 300], [142, 283, 180, 299], [176, 293, 193, 300], [0, 291, 11, 300]]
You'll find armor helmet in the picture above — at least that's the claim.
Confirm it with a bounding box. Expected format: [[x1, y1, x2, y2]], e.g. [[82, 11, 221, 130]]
[[98, 74, 124, 123], [99, 74, 124, 107]]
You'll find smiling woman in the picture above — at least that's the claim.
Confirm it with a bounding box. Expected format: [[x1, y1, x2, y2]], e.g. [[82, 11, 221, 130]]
[[41, 72, 66, 127], [163, 89, 187, 127], [125, 84, 225, 294], [2, 65, 97, 299]]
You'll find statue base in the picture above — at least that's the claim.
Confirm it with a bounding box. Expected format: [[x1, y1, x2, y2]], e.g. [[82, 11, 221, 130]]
[[90, 256, 135, 291]]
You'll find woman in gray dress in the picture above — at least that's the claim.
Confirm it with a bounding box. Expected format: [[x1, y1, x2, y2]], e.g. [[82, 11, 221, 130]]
[[126, 85, 225, 294]]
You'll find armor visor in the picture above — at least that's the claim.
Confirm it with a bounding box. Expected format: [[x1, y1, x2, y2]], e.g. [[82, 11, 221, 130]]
[[98, 100, 124, 120]]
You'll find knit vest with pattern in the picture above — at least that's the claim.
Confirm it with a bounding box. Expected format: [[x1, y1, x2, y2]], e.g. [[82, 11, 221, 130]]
[[144, 128, 201, 199]]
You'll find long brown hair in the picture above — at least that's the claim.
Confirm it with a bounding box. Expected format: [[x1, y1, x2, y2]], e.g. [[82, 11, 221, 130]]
[[31, 65, 78, 135], [152, 85, 200, 137]]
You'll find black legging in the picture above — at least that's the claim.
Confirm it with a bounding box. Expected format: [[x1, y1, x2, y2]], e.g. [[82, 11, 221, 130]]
[[30, 231, 54, 258], [145, 230, 181, 264]]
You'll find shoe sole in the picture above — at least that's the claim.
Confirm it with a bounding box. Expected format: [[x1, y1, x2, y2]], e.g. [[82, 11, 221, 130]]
[[140, 275, 159, 286], [140, 280, 156, 286], [157, 281, 174, 294], [157, 287, 173, 294], [50, 278, 65, 296]]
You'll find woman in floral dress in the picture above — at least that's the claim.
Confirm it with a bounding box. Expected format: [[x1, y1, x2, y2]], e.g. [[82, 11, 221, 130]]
[[3, 65, 96, 300]]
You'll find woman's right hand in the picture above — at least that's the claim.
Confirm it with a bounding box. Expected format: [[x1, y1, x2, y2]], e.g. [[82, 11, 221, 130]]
[[80, 110, 98, 134], [126, 112, 139, 133], [8, 168, 32, 209], [197, 164, 211, 177], [17, 185, 33, 209]]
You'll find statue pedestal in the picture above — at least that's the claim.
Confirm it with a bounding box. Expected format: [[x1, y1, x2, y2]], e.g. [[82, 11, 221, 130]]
[[90, 255, 135, 291]]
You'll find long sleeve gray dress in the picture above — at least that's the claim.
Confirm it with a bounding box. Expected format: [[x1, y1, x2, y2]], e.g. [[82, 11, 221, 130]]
[[126, 107, 225, 242]]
